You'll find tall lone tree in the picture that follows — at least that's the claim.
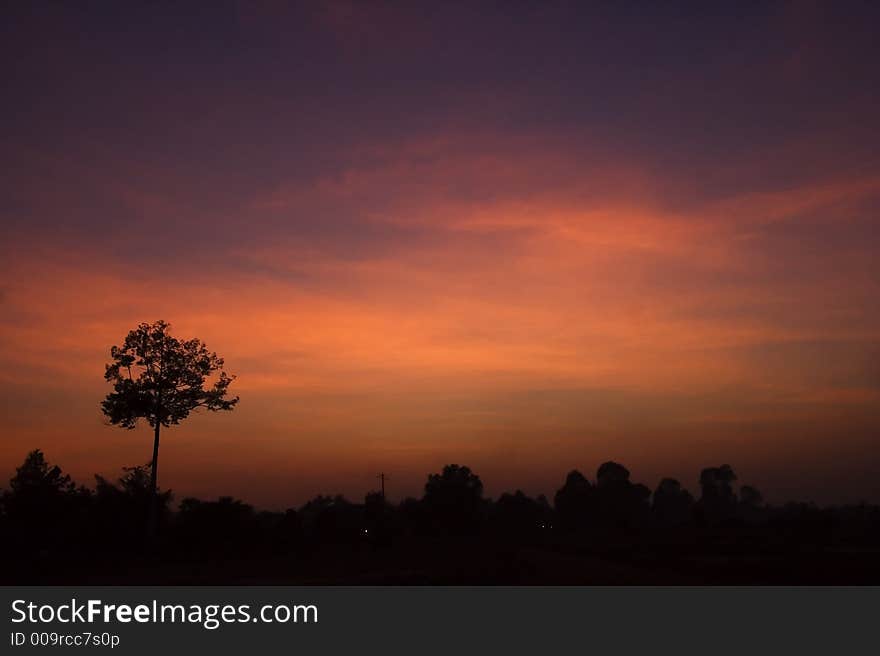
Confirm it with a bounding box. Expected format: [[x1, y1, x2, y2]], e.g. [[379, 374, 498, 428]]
[[102, 320, 238, 535]]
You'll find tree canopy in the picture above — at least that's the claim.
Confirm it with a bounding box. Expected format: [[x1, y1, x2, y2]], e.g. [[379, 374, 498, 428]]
[[102, 320, 238, 429]]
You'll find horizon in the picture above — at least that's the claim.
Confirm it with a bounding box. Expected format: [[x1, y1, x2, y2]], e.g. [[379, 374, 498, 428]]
[[0, 444, 867, 512], [2, 2, 879, 508]]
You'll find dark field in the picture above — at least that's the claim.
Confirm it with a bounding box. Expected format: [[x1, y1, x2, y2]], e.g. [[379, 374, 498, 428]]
[[4, 452, 878, 585], [9, 532, 880, 586]]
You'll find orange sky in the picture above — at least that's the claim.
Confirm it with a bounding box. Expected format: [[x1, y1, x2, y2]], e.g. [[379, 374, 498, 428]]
[[1, 2, 878, 505]]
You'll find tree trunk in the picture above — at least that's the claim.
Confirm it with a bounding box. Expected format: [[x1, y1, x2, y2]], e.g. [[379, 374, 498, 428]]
[[147, 420, 161, 541]]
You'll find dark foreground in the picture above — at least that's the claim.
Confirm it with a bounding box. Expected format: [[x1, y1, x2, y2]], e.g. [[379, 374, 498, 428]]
[[7, 529, 880, 586], [3, 452, 879, 585]]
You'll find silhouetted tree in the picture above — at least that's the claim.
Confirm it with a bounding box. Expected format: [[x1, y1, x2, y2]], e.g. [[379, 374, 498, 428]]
[[554, 470, 595, 531], [738, 484, 765, 523], [176, 496, 258, 553], [7, 449, 75, 497], [422, 464, 485, 534], [2, 450, 89, 552], [299, 495, 361, 542], [491, 490, 552, 535], [101, 320, 238, 536], [597, 461, 630, 487], [652, 478, 694, 527], [93, 464, 172, 543], [697, 464, 738, 524], [593, 461, 650, 529]]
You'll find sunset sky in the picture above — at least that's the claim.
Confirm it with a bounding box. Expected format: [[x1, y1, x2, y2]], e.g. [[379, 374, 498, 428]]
[[2, 2, 878, 507]]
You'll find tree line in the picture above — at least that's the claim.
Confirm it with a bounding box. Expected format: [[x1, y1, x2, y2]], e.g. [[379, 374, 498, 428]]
[[2, 449, 877, 563]]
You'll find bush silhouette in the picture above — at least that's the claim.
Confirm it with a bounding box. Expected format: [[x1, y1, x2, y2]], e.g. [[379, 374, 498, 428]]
[[490, 490, 553, 535], [697, 464, 738, 524], [175, 496, 259, 554], [651, 478, 694, 527], [554, 470, 595, 531], [93, 464, 172, 544], [299, 495, 361, 542], [593, 461, 650, 529], [422, 464, 485, 534]]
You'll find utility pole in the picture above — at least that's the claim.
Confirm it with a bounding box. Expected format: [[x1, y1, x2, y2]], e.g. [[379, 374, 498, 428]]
[[377, 472, 388, 501]]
